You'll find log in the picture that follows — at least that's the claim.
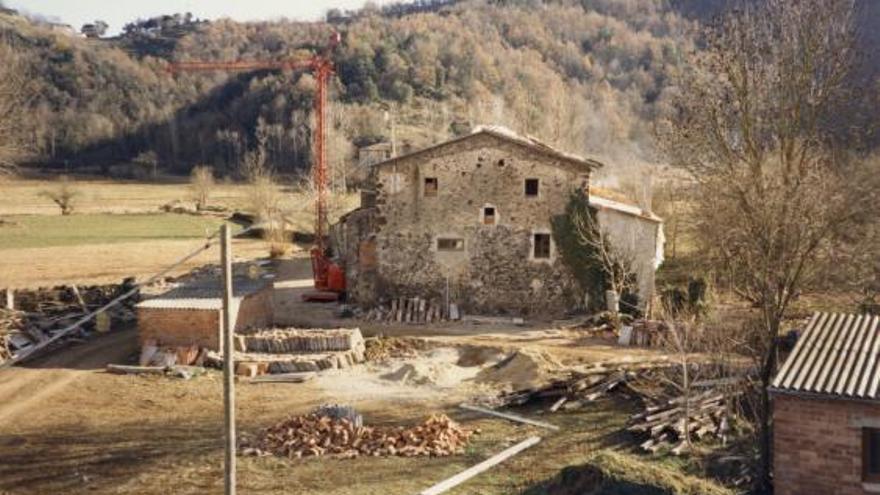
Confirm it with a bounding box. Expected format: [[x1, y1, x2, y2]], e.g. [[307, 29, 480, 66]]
[[106, 364, 166, 375]]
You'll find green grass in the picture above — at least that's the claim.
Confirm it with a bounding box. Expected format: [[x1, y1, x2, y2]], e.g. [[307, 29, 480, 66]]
[[0, 213, 226, 250]]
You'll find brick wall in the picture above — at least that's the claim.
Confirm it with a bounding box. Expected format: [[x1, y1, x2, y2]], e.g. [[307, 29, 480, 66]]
[[774, 393, 880, 495], [138, 286, 274, 350]]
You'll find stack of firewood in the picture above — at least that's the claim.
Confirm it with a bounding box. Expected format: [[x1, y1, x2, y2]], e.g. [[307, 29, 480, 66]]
[[627, 390, 733, 454], [362, 297, 460, 324], [242, 413, 473, 459]]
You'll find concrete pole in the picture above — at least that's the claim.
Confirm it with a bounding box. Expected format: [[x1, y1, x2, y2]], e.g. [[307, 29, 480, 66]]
[[5, 289, 13, 310], [220, 224, 236, 495]]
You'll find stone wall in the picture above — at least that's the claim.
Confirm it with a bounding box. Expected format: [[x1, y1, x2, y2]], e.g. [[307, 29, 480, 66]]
[[774, 393, 880, 495], [340, 132, 591, 317]]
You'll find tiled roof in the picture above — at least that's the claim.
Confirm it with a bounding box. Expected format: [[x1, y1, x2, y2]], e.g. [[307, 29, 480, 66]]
[[136, 276, 270, 311], [370, 125, 603, 172], [771, 312, 880, 400]]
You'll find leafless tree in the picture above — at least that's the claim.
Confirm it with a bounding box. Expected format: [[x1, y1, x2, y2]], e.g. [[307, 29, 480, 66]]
[[0, 41, 31, 175], [189, 165, 214, 211], [659, 0, 879, 490], [40, 176, 80, 215]]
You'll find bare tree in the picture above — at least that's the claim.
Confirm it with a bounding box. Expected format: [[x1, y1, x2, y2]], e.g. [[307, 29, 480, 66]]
[[189, 165, 214, 211], [40, 176, 80, 215], [0, 41, 31, 175], [659, 0, 878, 489]]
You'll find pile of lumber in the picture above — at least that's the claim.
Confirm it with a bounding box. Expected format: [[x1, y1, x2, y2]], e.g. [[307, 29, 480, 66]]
[[1, 280, 139, 364], [364, 336, 430, 362], [362, 297, 460, 324], [493, 369, 640, 412], [242, 413, 472, 459], [628, 390, 733, 454]]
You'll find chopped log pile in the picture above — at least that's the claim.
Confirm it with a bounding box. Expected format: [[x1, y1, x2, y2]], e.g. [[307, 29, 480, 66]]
[[242, 413, 473, 459], [1, 280, 139, 364], [361, 297, 461, 324], [485, 360, 743, 454], [628, 389, 736, 454]]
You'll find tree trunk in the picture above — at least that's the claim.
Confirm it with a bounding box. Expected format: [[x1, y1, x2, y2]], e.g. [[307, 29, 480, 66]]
[[757, 319, 780, 494]]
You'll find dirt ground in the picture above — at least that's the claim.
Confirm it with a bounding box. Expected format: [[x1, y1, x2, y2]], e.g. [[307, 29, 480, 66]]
[[0, 256, 676, 495]]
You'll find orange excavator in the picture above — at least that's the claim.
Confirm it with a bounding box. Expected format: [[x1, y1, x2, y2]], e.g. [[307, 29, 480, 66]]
[[169, 32, 346, 302]]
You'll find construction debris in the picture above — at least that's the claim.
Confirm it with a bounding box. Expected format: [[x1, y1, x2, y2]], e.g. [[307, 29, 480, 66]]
[[362, 297, 461, 324], [459, 403, 559, 431], [242, 413, 473, 459], [106, 363, 207, 380], [364, 336, 431, 362], [239, 328, 364, 355], [627, 389, 737, 454], [0, 280, 139, 364]]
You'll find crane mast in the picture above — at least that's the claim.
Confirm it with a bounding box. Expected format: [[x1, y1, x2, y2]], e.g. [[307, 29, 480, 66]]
[[168, 33, 345, 297]]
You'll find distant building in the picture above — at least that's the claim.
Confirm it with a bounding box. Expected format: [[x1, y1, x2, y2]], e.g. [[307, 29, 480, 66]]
[[357, 142, 393, 168], [771, 312, 880, 495]]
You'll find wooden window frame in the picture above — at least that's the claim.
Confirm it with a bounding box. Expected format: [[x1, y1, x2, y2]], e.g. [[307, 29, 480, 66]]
[[524, 178, 540, 197], [533, 233, 552, 260], [865, 428, 880, 483], [424, 177, 438, 197]]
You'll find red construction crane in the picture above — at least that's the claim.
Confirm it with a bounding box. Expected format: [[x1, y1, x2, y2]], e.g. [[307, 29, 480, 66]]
[[168, 32, 346, 299]]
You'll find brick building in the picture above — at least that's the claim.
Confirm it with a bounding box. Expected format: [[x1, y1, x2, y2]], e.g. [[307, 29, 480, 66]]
[[334, 126, 663, 317], [136, 275, 273, 351], [771, 312, 880, 495]]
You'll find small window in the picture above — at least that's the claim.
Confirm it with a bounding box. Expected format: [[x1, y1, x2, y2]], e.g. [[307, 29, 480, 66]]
[[533, 233, 551, 259], [483, 206, 496, 225], [865, 428, 880, 483], [437, 238, 464, 252], [424, 177, 438, 197], [525, 178, 540, 197]]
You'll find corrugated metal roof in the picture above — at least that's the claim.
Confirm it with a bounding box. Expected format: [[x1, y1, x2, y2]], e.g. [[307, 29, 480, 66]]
[[771, 312, 880, 400], [136, 276, 269, 311]]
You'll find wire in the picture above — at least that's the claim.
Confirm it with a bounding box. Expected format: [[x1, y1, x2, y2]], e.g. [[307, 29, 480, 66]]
[[0, 225, 255, 370]]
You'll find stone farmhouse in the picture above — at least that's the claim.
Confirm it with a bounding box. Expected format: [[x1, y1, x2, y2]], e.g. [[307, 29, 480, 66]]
[[334, 126, 664, 318], [771, 312, 880, 495]]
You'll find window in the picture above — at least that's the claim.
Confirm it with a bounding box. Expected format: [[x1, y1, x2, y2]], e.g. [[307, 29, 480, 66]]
[[483, 206, 496, 225], [437, 238, 464, 252], [533, 233, 551, 259], [424, 177, 438, 197], [525, 178, 540, 197], [865, 428, 880, 483]]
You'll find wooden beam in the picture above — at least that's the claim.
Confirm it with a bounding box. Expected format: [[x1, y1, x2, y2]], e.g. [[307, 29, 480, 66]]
[[459, 404, 560, 431], [419, 436, 541, 495]]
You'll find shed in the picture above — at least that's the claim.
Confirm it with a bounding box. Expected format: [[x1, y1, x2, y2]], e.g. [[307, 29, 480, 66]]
[[136, 276, 274, 351], [771, 312, 880, 495]]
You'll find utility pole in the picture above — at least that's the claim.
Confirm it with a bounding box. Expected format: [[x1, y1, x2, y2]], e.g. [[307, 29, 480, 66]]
[[220, 224, 236, 495]]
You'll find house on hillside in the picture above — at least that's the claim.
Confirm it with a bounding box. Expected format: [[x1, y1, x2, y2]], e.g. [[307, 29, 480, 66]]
[[333, 126, 664, 318], [771, 312, 880, 495]]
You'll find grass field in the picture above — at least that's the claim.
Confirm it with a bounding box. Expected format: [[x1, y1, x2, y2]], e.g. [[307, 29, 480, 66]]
[[0, 214, 225, 250], [0, 175, 358, 288]]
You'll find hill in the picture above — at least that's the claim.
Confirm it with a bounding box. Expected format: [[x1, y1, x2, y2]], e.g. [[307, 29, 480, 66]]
[[1, 0, 877, 186]]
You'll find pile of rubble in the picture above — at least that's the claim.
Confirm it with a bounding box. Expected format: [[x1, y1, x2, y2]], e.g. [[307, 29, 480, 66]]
[[1, 280, 139, 364], [243, 412, 473, 459], [364, 336, 431, 362], [362, 297, 461, 324]]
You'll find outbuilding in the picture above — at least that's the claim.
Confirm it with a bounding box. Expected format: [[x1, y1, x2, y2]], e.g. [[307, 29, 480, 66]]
[[771, 312, 880, 495]]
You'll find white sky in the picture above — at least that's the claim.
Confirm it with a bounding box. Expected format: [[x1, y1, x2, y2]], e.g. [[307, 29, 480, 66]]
[[7, 0, 388, 34]]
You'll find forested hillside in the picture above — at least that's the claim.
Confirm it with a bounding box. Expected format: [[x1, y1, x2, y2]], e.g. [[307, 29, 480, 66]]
[[2, 0, 877, 184]]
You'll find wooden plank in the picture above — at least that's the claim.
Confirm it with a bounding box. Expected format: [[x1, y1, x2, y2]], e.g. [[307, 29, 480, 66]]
[[460, 404, 560, 431], [106, 364, 166, 375], [250, 372, 317, 384], [419, 436, 541, 495]]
